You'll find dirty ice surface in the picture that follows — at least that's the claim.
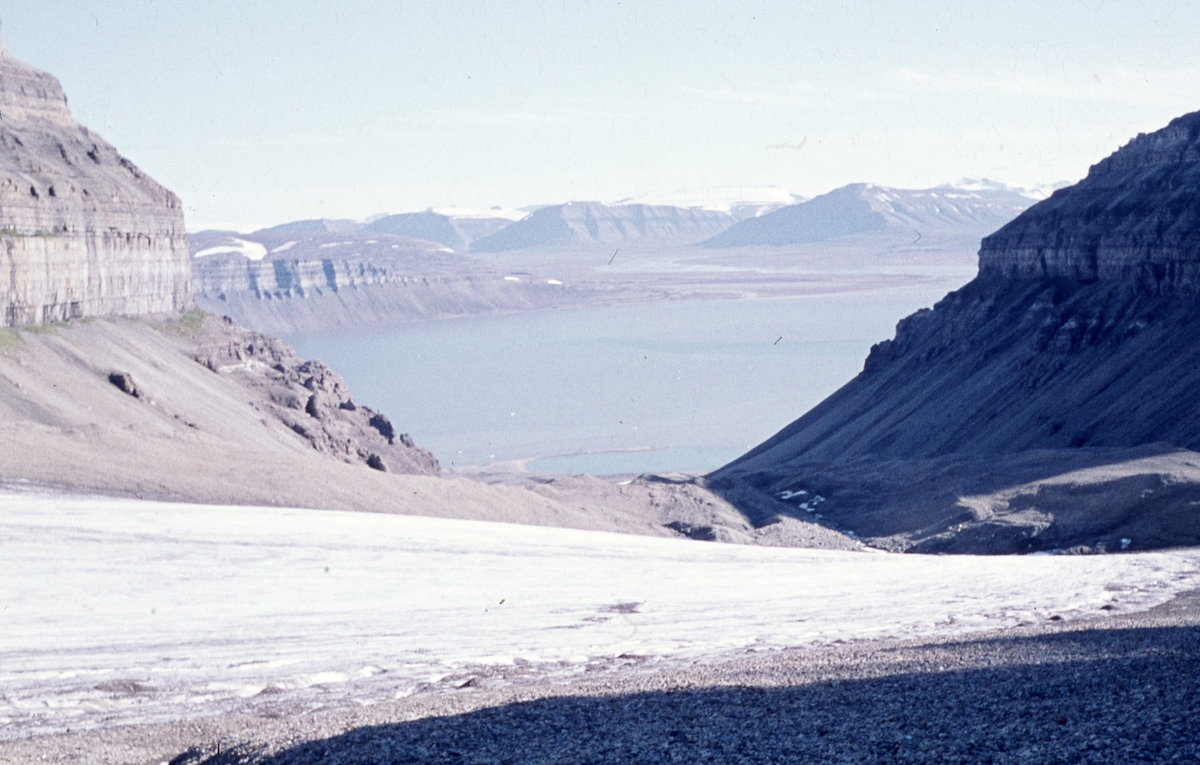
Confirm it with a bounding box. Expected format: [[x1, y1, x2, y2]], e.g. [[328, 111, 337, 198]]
[[4, 492, 1200, 736]]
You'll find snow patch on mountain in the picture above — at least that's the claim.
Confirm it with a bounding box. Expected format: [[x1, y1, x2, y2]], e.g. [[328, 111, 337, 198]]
[[614, 186, 806, 219], [191, 236, 269, 261], [430, 206, 528, 221], [470, 201, 736, 252], [362, 211, 516, 251], [702, 181, 1039, 248]]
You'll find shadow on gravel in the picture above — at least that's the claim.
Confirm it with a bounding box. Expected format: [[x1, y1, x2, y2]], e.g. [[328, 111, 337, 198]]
[[187, 624, 1200, 765]]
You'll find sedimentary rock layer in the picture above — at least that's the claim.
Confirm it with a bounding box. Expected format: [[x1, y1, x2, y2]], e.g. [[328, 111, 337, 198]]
[[0, 43, 190, 326], [188, 231, 593, 334], [980, 111, 1200, 286]]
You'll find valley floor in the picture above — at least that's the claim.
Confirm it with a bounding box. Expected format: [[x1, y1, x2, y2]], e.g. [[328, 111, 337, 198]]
[[3, 492, 1199, 763]]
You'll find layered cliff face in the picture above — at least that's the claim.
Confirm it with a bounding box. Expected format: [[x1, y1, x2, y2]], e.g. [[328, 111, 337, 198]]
[[711, 110, 1200, 553], [191, 231, 460, 300], [189, 229, 587, 334], [0, 43, 190, 326], [979, 111, 1200, 286]]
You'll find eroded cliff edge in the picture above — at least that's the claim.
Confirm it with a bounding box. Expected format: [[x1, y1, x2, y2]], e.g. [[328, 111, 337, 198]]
[[0, 42, 190, 326], [710, 110, 1200, 554]]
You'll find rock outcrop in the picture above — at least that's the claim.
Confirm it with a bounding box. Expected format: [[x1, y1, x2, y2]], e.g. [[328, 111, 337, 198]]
[[189, 316, 440, 475], [710, 111, 1200, 553], [0, 41, 190, 326]]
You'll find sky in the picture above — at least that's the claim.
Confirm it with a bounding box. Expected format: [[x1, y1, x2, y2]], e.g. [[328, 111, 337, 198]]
[[3, 1, 1200, 230]]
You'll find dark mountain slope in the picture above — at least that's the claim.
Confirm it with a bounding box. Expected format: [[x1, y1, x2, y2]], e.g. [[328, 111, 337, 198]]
[[729, 277, 1200, 469], [709, 111, 1200, 553], [979, 113, 1200, 284]]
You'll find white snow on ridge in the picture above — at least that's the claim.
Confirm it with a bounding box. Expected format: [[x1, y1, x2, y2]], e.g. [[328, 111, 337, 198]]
[[430, 205, 529, 221], [947, 177, 1068, 200], [615, 186, 806, 214], [2, 492, 1199, 735], [192, 238, 269, 261]]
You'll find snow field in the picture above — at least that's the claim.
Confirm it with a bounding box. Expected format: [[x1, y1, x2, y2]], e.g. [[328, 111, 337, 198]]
[[2, 491, 1199, 734], [192, 238, 268, 261]]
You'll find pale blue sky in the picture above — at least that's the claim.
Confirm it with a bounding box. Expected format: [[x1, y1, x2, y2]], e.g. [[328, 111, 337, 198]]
[[4, 1, 1199, 230]]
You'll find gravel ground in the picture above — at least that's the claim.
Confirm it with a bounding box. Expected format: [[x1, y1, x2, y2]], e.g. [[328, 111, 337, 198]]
[[6, 590, 1200, 765]]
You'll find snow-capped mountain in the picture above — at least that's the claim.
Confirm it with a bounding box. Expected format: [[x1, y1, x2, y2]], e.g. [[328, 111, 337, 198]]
[[254, 218, 364, 236], [361, 210, 516, 251], [200, 208, 521, 254], [701, 182, 1039, 248], [613, 186, 807, 220], [469, 201, 736, 252]]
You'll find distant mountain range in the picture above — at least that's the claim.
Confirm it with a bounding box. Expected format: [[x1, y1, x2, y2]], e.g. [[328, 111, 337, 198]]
[[701, 181, 1039, 248], [361, 211, 514, 251], [468, 201, 736, 252], [225, 210, 520, 253], [254, 218, 365, 236], [612, 185, 806, 219], [191, 180, 1042, 256]]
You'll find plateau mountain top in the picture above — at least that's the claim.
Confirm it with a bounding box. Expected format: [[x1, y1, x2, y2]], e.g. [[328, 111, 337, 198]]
[[712, 110, 1200, 555], [0, 40, 190, 327], [611, 185, 805, 218], [467, 201, 738, 252], [362, 210, 518, 251]]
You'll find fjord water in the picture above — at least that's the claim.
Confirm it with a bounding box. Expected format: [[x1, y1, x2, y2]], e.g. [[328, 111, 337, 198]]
[[286, 281, 962, 474]]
